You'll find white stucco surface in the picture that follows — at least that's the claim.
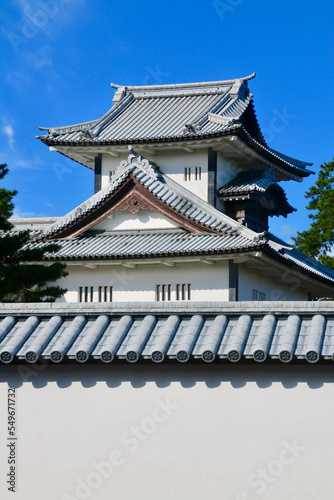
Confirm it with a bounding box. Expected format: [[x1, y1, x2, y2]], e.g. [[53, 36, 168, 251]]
[[238, 266, 309, 301], [101, 149, 210, 201], [0, 363, 333, 500], [58, 261, 230, 303], [93, 210, 179, 231]]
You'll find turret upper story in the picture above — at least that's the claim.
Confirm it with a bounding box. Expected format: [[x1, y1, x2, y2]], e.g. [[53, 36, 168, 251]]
[[37, 73, 313, 233]]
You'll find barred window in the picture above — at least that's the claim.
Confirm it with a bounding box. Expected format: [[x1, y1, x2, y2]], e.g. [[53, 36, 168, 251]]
[[78, 286, 94, 303], [252, 289, 266, 301], [195, 167, 202, 181], [184, 167, 202, 181], [98, 286, 113, 302], [176, 283, 191, 301], [156, 284, 171, 301]]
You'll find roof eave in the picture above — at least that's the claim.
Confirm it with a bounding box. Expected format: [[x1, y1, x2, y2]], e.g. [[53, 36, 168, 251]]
[[37, 128, 313, 179]]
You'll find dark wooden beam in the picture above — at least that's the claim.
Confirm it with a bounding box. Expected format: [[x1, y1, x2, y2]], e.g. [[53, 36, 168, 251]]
[[208, 148, 217, 207], [94, 154, 102, 194]]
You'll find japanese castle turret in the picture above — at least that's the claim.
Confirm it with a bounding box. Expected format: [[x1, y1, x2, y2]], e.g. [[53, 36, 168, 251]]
[[22, 73, 334, 302]]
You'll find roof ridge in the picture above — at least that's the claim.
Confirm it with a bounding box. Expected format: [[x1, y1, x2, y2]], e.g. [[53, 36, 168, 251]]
[[110, 73, 256, 92]]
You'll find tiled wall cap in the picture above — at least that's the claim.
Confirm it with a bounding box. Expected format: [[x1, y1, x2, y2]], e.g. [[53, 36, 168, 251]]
[[306, 350, 319, 364], [228, 350, 241, 363], [0, 351, 13, 364], [101, 351, 113, 363], [279, 350, 292, 363], [151, 351, 164, 363], [126, 350, 139, 363], [176, 350, 189, 363], [25, 351, 38, 363], [202, 350, 215, 363], [50, 351, 63, 363], [253, 349, 267, 363], [75, 350, 89, 363]]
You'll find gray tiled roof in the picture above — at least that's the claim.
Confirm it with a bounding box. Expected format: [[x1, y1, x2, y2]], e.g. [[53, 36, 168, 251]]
[[218, 169, 296, 215], [1, 302, 334, 365], [267, 234, 334, 283], [37, 76, 313, 177], [29, 232, 263, 260], [219, 169, 281, 194], [38, 77, 253, 143], [25, 228, 334, 285]]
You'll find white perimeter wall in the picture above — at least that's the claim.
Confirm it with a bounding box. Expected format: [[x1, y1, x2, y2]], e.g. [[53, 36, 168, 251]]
[[58, 261, 230, 302], [0, 363, 333, 500]]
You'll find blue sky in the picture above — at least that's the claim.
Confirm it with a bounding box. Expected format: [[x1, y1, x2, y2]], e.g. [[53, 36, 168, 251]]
[[1, 0, 333, 241]]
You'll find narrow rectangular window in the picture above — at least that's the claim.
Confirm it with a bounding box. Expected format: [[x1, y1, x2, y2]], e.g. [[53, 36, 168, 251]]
[[98, 286, 113, 302], [90, 287, 94, 302], [84, 286, 89, 303], [195, 167, 202, 181], [184, 167, 191, 181], [252, 289, 265, 301], [156, 284, 171, 301], [78, 287, 83, 303], [182, 283, 186, 300], [109, 171, 115, 183], [176, 283, 191, 300]]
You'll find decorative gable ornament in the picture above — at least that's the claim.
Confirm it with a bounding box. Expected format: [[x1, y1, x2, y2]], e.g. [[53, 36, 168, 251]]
[[113, 146, 158, 185]]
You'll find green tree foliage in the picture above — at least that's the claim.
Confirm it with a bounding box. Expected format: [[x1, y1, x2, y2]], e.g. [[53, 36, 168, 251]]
[[0, 164, 68, 302], [293, 159, 334, 270]]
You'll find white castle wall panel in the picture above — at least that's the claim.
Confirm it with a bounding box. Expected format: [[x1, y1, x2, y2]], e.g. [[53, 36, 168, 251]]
[[58, 261, 230, 303]]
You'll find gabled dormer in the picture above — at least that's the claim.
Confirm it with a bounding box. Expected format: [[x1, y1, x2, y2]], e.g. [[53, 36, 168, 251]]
[[217, 169, 296, 232]]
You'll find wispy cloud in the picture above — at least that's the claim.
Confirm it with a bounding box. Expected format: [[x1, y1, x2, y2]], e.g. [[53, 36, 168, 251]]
[[0, 118, 43, 171], [23, 46, 53, 70], [12, 207, 50, 218], [281, 223, 297, 236], [3, 124, 15, 150], [3, 0, 87, 54]]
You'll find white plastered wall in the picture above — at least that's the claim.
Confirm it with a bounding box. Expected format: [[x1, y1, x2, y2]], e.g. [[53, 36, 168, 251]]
[[101, 149, 210, 202], [0, 363, 333, 500], [216, 151, 243, 212], [57, 261, 230, 303], [93, 210, 180, 231], [238, 265, 309, 301]]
